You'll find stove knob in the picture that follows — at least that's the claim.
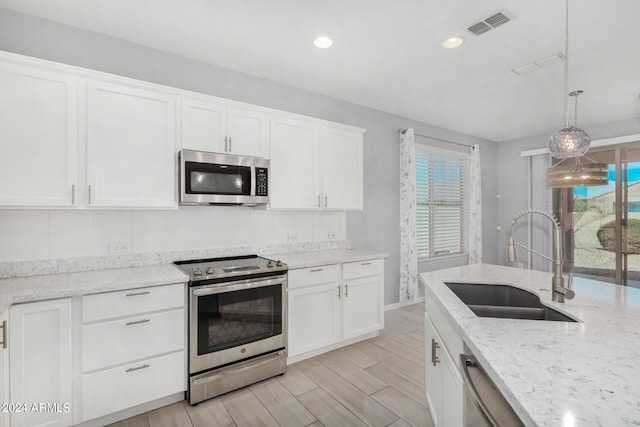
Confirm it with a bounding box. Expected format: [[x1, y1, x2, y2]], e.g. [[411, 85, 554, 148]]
[[206, 268, 214, 274], [193, 269, 203, 276], [276, 260, 283, 267], [267, 260, 275, 268]]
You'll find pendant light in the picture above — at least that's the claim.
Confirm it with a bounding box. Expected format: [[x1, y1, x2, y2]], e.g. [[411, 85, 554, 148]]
[[547, 155, 608, 188], [547, 0, 591, 159]]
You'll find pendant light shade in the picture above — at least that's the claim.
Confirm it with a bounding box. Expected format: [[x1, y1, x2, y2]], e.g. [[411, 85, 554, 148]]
[[547, 156, 608, 188], [548, 125, 591, 159]]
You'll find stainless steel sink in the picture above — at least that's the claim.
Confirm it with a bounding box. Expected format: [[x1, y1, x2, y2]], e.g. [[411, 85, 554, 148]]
[[444, 282, 577, 322]]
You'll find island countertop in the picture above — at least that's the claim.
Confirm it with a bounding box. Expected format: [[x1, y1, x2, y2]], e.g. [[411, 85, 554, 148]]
[[420, 263, 640, 427]]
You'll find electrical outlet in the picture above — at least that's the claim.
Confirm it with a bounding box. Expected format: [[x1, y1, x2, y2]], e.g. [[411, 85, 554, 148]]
[[287, 233, 298, 242], [328, 231, 337, 240], [109, 241, 129, 254]]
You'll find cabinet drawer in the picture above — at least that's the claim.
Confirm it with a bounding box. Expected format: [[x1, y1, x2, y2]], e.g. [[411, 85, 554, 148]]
[[82, 308, 184, 372], [82, 351, 185, 422], [83, 283, 184, 322], [288, 264, 340, 289], [342, 259, 383, 280]]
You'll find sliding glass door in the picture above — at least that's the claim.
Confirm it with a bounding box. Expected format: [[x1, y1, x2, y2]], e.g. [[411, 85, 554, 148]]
[[556, 143, 640, 287]]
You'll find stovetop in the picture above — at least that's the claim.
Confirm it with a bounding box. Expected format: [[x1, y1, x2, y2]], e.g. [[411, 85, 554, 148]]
[[174, 255, 287, 281]]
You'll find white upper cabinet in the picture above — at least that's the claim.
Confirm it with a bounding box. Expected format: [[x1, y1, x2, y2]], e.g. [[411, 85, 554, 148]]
[[270, 116, 364, 210], [86, 79, 177, 208], [0, 61, 78, 207], [181, 97, 269, 158], [320, 126, 363, 210], [270, 116, 322, 209]]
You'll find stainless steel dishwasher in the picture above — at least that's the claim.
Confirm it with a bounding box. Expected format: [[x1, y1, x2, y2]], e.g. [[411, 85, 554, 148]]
[[460, 353, 525, 427]]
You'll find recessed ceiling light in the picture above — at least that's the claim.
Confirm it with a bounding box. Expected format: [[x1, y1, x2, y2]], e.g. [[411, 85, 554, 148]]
[[313, 36, 333, 49], [442, 37, 464, 49]]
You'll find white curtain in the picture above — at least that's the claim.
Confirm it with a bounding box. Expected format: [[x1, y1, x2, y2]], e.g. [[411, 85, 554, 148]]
[[399, 128, 418, 302], [468, 144, 483, 263]]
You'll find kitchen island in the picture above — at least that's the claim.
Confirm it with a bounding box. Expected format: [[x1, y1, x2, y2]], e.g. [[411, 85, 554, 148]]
[[421, 263, 640, 427]]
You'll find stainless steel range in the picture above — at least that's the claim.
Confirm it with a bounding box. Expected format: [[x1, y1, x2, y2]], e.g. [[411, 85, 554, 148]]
[[174, 255, 288, 405]]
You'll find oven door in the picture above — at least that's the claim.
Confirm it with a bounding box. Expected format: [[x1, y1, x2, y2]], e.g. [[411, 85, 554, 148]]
[[189, 275, 287, 374]]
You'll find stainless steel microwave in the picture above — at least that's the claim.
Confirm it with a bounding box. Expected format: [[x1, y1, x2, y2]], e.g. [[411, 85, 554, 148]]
[[179, 150, 269, 206]]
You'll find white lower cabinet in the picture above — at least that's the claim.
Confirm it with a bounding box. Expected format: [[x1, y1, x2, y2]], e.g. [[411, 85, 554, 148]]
[[80, 283, 185, 422], [3, 282, 186, 427], [82, 351, 184, 422], [424, 305, 464, 427], [288, 259, 384, 361], [9, 298, 73, 427]]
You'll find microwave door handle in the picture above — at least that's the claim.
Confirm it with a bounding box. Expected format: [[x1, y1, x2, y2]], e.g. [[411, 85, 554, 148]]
[[250, 165, 256, 197]]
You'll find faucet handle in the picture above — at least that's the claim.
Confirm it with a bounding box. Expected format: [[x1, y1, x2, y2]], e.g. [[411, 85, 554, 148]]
[[554, 286, 575, 300]]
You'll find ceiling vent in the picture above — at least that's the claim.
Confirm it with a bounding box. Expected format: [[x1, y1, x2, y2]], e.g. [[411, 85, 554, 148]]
[[468, 10, 514, 36]]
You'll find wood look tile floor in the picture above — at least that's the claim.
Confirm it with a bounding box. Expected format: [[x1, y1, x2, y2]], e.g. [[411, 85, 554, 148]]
[[108, 303, 433, 427]]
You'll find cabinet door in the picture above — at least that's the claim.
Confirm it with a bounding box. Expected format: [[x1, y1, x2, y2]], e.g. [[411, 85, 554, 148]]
[[320, 127, 363, 210], [9, 299, 72, 427], [0, 311, 8, 427], [424, 313, 444, 427], [0, 61, 78, 207], [342, 275, 383, 340], [269, 117, 322, 209], [181, 97, 227, 153], [441, 344, 464, 427], [86, 79, 176, 208], [288, 282, 341, 357], [227, 106, 269, 158]]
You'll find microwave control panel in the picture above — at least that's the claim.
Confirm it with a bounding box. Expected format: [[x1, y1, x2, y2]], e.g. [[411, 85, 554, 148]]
[[256, 168, 268, 196]]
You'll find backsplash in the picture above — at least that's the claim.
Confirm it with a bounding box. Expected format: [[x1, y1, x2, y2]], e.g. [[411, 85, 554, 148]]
[[0, 207, 347, 269]]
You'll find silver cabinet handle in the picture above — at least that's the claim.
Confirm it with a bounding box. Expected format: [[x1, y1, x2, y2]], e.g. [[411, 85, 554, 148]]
[[337, 285, 341, 299], [229, 136, 232, 152], [431, 339, 440, 366], [224, 136, 228, 152], [126, 363, 150, 373], [344, 284, 349, 298], [126, 290, 150, 297], [71, 184, 76, 205], [88, 185, 92, 205], [317, 195, 321, 208], [324, 195, 328, 208], [126, 318, 150, 326], [310, 268, 323, 273], [361, 262, 372, 266], [0, 320, 6, 349]]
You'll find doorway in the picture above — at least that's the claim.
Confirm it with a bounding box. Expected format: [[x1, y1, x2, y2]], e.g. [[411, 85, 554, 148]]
[[555, 143, 640, 287]]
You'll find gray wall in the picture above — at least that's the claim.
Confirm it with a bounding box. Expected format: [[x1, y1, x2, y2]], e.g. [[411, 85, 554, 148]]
[[496, 117, 640, 264], [0, 8, 499, 305]]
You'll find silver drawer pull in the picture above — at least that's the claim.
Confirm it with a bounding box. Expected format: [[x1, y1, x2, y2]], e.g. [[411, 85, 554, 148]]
[[0, 320, 6, 349], [126, 363, 150, 373], [126, 290, 150, 297], [126, 318, 150, 326], [310, 268, 323, 273], [361, 262, 372, 266]]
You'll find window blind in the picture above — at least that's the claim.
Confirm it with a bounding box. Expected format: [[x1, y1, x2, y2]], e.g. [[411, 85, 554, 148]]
[[416, 148, 468, 260]]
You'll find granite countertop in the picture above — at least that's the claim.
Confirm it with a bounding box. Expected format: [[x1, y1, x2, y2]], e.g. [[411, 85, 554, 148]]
[[272, 249, 389, 269], [0, 248, 387, 313], [421, 263, 640, 427], [0, 264, 188, 313]]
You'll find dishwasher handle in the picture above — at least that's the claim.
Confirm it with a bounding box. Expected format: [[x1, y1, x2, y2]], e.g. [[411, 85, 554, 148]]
[[460, 354, 500, 427]]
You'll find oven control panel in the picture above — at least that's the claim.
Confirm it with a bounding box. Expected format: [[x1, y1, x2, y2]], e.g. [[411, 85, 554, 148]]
[[256, 167, 268, 196]]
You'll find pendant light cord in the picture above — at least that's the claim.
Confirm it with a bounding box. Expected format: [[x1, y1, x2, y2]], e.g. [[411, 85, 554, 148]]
[[563, 0, 570, 127]]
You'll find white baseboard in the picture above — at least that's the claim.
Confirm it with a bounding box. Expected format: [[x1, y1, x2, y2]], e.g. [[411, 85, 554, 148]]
[[384, 296, 425, 311]]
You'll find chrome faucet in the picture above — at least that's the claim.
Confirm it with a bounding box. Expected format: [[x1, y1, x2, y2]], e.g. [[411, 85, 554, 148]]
[[506, 209, 575, 303]]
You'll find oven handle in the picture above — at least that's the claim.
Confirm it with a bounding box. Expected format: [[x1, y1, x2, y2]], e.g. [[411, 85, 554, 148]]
[[191, 276, 286, 296]]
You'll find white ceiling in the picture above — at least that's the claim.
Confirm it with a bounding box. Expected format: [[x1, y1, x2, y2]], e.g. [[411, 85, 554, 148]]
[[1, 0, 639, 142]]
